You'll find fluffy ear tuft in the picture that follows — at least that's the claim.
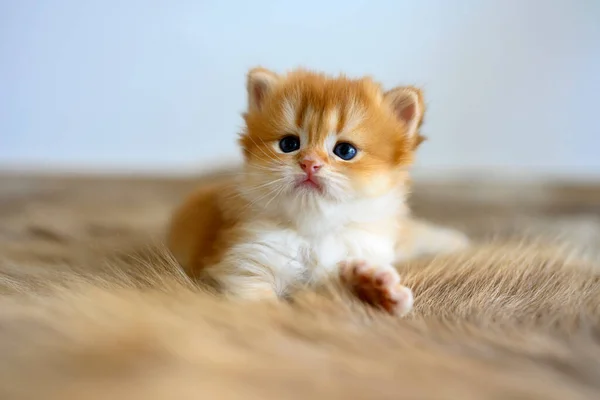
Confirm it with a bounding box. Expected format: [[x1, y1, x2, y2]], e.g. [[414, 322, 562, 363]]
[[247, 67, 279, 112], [384, 86, 425, 140]]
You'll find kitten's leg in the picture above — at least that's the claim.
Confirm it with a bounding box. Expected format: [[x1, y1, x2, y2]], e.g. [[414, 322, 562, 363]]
[[339, 260, 414, 316], [201, 226, 305, 300], [396, 218, 469, 261]]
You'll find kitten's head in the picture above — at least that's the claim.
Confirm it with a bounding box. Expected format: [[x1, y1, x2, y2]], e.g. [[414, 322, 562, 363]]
[[239, 68, 425, 209]]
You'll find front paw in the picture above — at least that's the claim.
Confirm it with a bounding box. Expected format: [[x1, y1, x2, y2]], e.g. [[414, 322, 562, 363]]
[[339, 260, 413, 316]]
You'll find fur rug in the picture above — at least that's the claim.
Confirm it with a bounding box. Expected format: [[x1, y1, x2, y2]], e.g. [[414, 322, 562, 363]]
[[1, 172, 600, 400]]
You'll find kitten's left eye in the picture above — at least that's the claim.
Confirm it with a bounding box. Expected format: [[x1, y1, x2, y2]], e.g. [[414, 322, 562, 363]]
[[279, 135, 301, 153], [333, 142, 357, 160]]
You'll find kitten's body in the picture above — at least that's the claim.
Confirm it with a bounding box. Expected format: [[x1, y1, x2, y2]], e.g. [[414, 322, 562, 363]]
[[168, 68, 468, 314]]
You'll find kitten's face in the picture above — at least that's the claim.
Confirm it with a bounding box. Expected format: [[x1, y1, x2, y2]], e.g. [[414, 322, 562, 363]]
[[239, 68, 424, 209]]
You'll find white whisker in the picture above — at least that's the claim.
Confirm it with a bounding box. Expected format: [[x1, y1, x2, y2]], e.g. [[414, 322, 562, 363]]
[[243, 149, 278, 166], [246, 135, 282, 165], [223, 176, 287, 201], [263, 182, 286, 209]]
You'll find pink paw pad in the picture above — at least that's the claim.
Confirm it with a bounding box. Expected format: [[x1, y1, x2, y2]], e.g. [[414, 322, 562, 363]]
[[340, 260, 413, 316]]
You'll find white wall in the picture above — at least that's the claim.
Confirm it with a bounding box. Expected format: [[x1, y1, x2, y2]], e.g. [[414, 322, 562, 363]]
[[1, 0, 599, 177]]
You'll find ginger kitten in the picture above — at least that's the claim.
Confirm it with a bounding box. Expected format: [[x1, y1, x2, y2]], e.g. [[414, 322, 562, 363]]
[[167, 68, 468, 315]]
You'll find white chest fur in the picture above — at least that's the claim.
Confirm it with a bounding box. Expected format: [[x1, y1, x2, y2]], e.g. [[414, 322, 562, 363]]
[[232, 193, 403, 294], [219, 186, 408, 296], [304, 227, 396, 281], [237, 220, 396, 291]]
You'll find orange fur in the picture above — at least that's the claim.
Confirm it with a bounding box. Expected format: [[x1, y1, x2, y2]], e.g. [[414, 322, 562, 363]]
[[239, 69, 425, 197], [167, 68, 468, 312]]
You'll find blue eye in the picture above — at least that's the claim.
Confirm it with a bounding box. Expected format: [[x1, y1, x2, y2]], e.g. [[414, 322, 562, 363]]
[[279, 135, 300, 153], [333, 142, 357, 160]]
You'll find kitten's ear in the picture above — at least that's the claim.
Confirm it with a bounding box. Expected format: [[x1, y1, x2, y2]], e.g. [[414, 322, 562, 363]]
[[384, 86, 425, 140], [247, 67, 280, 112]]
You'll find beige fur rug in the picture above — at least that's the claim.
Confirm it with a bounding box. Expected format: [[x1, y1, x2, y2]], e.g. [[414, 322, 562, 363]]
[[1, 172, 600, 400]]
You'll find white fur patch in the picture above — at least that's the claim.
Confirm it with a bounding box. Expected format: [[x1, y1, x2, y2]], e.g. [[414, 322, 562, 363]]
[[209, 216, 398, 296], [209, 184, 406, 297]]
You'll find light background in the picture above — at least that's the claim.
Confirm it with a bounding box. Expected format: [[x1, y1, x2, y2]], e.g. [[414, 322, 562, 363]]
[[1, 0, 599, 178]]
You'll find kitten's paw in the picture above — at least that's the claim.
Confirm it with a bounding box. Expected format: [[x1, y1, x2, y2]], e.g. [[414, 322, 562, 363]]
[[339, 260, 413, 316]]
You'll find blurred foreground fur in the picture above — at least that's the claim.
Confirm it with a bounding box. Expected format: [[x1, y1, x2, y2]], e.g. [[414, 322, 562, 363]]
[[1, 174, 600, 399]]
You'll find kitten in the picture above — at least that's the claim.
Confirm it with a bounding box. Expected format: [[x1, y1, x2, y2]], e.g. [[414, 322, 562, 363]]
[[167, 68, 468, 315]]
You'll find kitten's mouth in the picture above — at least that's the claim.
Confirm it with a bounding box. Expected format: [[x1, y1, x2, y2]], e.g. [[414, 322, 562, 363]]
[[295, 176, 323, 192]]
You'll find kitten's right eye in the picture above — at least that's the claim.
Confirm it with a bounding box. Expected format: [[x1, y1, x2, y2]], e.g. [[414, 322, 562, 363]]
[[279, 135, 300, 153]]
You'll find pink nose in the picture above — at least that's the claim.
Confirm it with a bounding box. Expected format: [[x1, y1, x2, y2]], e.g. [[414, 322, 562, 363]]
[[299, 159, 322, 174]]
